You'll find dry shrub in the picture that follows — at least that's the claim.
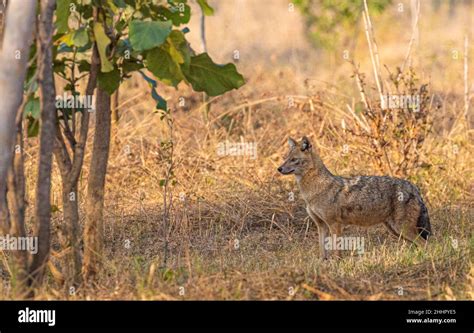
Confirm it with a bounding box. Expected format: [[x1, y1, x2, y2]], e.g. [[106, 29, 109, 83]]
[[336, 66, 437, 179]]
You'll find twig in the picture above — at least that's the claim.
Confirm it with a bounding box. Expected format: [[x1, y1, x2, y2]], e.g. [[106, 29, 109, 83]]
[[362, 0, 384, 106], [345, 103, 370, 133], [200, 12, 211, 122], [401, 0, 420, 74], [351, 61, 372, 114], [464, 34, 470, 127]]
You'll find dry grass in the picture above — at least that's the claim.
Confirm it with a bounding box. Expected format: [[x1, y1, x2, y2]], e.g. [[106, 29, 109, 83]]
[[0, 0, 473, 300]]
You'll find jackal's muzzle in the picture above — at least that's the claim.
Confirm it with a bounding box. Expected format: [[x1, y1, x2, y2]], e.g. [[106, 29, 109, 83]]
[[277, 166, 294, 175]]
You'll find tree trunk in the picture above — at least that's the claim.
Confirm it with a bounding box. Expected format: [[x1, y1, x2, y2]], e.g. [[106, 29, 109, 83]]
[[0, 0, 36, 233], [83, 88, 111, 282], [0, 0, 8, 50], [53, 39, 100, 289], [28, 0, 57, 291], [6, 111, 28, 297], [111, 87, 120, 124], [61, 182, 82, 286]]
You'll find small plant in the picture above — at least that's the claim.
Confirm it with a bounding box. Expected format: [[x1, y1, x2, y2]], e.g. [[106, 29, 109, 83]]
[[331, 0, 437, 179], [294, 0, 391, 50]]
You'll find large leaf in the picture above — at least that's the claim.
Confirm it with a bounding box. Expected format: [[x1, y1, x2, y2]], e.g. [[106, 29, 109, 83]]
[[56, 0, 73, 33], [98, 67, 121, 95], [93, 23, 114, 73], [146, 47, 183, 87], [167, 30, 192, 67], [197, 0, 214, 16], [129, 20, 172, 52], [145, 30, 192, 87], [182, 53, 245, 96]]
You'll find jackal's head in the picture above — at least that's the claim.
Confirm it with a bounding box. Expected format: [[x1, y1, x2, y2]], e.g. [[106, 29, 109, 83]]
[[277, 136, 313, 176]]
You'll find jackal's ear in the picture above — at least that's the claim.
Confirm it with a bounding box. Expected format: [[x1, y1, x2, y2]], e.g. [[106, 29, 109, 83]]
[[301, 136, 312, 151], [288, 137, 297, 149]]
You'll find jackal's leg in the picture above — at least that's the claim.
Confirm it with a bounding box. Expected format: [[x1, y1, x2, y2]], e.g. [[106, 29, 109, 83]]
[[391, 198, 430, 248], [384, 219, 428, 248], [328, 223, 343, 258], [401, 224, 429, 248], [306, 208, 329, 259], [316, 220, 330, 260]]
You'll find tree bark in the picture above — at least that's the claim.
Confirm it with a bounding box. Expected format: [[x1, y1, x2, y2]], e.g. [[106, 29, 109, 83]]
[[111, 87, 120, 124], [28, 0, 57, 291], [83, 88, 111, 282], [0, 0, 8, 50], [6, 110, 28, 297], [0, 0, 36, 234]]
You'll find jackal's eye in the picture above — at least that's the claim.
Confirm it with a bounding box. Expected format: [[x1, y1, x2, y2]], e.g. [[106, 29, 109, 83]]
[[290, 158, 296, 162]]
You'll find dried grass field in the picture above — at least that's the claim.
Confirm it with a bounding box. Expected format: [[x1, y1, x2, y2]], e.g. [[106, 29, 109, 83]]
[[1, 0, 473, 300]]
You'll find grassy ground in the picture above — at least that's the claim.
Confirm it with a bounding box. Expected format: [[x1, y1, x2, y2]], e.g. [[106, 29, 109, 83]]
[[1, 0, 473, 299], [26, 65, 473, 299]]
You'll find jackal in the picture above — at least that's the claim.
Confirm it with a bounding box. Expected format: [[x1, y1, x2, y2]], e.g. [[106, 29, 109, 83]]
[[278, 136, 432, 259]]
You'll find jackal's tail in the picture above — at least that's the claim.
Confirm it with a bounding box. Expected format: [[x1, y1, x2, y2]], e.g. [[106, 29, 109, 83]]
[[416, 200, 432, 240]]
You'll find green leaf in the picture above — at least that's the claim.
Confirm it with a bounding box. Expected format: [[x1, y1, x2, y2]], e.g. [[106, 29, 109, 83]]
[[93, 23, 114, 73], [122, 59, 143, 74], [116, 38, 132, 56], [25, 96, 40, 138], [98, 67, 121, 95], [57, 43, 74, 53], [57, 29, 90, 48], [197, 0, 214, 16], [114, 0, 127, 8], [144, 30, 192, 87], [25, 64, 38, 92], [182, 53, 245, 96], [27, 117, 40, 138], [168, 30, 192, 67], [53, 59, 66, 74], [107, 0, 119, 13], [56, 0, 73, 33], [138, 71, 167, 111], [129, 20, 172, 52], [81, 4, 93, 19], [72, 28, 89, 48], [58, 32, 74, 46], [25, 97, 40, 119], [153, 91, 167, 111], [156, 2, 191, 26], [78, 60, 91, 73], [146, 47, 184, 87]]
